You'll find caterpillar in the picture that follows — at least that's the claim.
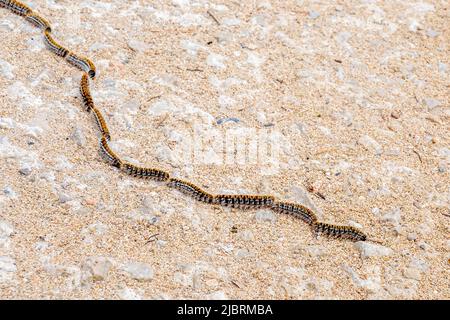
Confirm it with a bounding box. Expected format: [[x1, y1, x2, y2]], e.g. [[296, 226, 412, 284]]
[[91, 107, 111, 141], [215, 194, 275, 209], [312, 222, 367, 242], [122, 162, 170, 182], [0, 0, 31, 16], [25, 12, 51, 31], [80, 73, 94, 111], [99, 136, 122, 168], [167, 178, 215, 204], [66, 52, 96, 79], [43, 29, 69, 58], [271, 201, 317, 225], [1, 2, 379, 246]]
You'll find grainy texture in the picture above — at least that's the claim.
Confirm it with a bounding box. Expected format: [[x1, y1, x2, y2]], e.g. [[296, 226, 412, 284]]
[[0, 0, 449, 299]]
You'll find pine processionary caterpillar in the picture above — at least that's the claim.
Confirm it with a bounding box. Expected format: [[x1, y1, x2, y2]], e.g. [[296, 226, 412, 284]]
[[271, 201, 318, 225], [80, 73, 94, 111], [313, 222, 367, 242], [66, 52, 96, 79], [25, 12, 51, 31], [1, 3, 378, 245], [215, 194, 275, 209], [1, 0, 31, 16], [167, 178, 215, 204], [122, 162, 170, 182], [99, 136, 122, 168], [91, 107, 111, 141], [43, 29, 69, 58]]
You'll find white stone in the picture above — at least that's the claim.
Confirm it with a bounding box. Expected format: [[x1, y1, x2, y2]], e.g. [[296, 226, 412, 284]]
[[118, 287, 142, 300], [0, 256, 16, 282], [354, 242, 393, 258], [207, 53, 227, 69], [122, 262, 154, 281], [0, 221, 14, 237], [0, 59, 14, 80], [255, 210, 277, 223], [358, 135, 382, 155], [82, 256, 112, 281]]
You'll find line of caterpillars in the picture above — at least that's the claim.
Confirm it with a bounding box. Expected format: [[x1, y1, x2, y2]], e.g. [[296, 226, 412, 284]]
[[1, 0, 379, 244]]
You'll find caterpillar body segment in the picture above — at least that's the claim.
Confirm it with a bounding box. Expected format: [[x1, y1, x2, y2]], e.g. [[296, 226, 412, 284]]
[[122, 163, 170, 182], [99, 136, 122, 168], [25, 12, 51, 31], [1, 0, 31, 16], [91, 107, 111, 141], [80, 73, 94, 111], [214, 194, 275, 209], [271, 201, 317, 225], [167, 178, 215, 204], [43, 30, 69, 57], [66, 52, 96, 79], [313, 222, 367, 242]]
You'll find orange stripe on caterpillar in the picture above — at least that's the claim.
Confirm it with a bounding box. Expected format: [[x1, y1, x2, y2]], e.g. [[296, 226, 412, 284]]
[[215, 194, 275, 209], [122, 162, 170, 182], [167, 178, 215, 203], [43, 29, 69, 57], [80, 73, 94, 111], [99, 136, 122, 168], [25, 12, 51, 31], [91, 107, 111, 141], [271, 201, 317, 225], [66, 52, 96, 79], [313, 222, 367, 242], [1, 0, 31, 16]]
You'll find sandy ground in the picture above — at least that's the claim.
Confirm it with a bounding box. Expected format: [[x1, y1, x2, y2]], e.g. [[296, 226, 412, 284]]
[[0, 0, 449, 299]]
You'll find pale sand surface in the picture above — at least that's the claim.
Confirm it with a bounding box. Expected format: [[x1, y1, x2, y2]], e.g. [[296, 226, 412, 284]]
[[0, 0, 449, 299]]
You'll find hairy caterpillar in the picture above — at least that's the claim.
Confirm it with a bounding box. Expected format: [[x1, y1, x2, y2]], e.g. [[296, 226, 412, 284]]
[[25, 12, 51, 31], [1, 2, 379, 246], [167, 178, 215, 204], [66, 52, 96, 79], [91, 107, 111, 141], [215, 194, 275, 209], [313, 222, 367, 242], [0, 0, 31, 16], [122, 162, 170, 182], [43, 30, 69, 58], [271, 202, 317, 225], [80, 73, 94, 111], [99, 136, 122, 168]]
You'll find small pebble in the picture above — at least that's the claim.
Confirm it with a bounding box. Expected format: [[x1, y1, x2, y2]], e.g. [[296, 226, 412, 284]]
[[308, 10, 320, 19], [403, 267, 422, 281], [71, 127, 86, 147], [358, 135, 382, 155], [255, 210, 277, 223], [407, 233, 417, 241], [354, 242, 393, 258], [121, 262, 154, 281], [19, 165, 32, 176], [58, 192, 72, 204], [82, 256, 112, 281]]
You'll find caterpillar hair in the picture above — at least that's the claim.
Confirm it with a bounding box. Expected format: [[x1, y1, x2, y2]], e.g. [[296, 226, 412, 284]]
[[25, 12, 51, 31], [80, 73, 94, 111], [43, 29, 68, 58], [313, 222, 367, 242], [271, 201, 317, 225], [122, 162, 170, 182], [215, 194, 275, 209], [66, 52, 96, 79], [167, 178, 215, 204], [91, 107, 111, 141], [99, 136, 122, 168], [1, 0, 31, 16]]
